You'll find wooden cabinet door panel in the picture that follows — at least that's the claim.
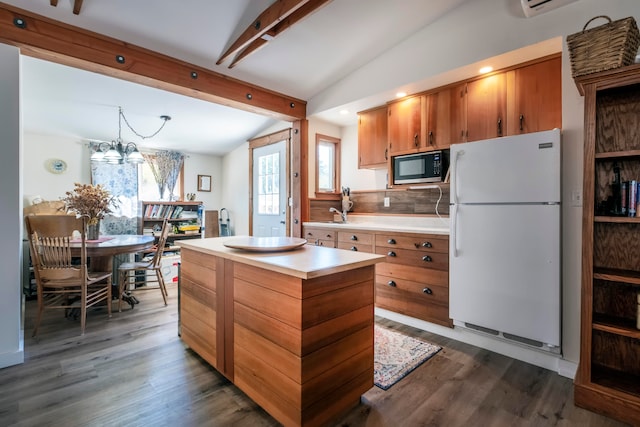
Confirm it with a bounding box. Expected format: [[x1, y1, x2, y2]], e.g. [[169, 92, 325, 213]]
[[358, 106, 388, 169], [508, 56, 561, 135], [466, 73, 507, 141], [388, 96, 422, 154], [426, 88, 465, 148]]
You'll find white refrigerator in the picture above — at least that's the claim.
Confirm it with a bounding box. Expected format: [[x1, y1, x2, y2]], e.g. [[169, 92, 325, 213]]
[[449, 129, 561, 352]]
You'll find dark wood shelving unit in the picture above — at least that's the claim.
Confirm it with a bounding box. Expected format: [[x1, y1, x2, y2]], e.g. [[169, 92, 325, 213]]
[[574, 65, 640, 425], [139, 201, 203, 248]]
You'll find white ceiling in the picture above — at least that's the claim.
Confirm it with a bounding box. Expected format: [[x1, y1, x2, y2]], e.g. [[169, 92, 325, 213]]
[[5, 0, 471, 155]]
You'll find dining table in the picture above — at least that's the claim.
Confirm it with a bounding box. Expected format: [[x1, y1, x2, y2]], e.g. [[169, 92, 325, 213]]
[[69, 234, 155, 276]]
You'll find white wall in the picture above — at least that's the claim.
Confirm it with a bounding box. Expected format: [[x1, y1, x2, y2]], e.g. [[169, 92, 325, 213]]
[[183, 153, 223, 211], [221, 142, 249, 236], [22, 133, 90, 204], [340, 124, 388, 190], [307, 0, 640, 372], [22, 132, 223, 211], [307, 118, 342, 197], [0, 44, 23, 368]]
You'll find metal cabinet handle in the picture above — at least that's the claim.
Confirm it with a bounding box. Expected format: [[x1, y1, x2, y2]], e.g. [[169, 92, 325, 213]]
[[350, 246, 358, 251], [388, 280, 397, 287], [497, 117, 502, 137], [350, 235, 357, 241], [422, 241, 432, 248], [423, 287, 432, 295], [519, 114, 524, 131], [414, 133, 419, 147], [384, 148, 388, 160], [428, 131, 433, 145], [387, 239, 396, 244], [326, 234, 332, 238], [422, 255, 432, 262], [387, 251, 396, 257]]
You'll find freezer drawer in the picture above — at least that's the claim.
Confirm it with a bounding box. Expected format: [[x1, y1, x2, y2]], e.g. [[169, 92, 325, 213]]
[[449, 203, 560, 347]]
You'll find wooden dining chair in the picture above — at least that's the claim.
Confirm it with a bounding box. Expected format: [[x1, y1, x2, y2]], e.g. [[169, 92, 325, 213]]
[[25, 215, 112, 337], [117, 218, 170, 311]]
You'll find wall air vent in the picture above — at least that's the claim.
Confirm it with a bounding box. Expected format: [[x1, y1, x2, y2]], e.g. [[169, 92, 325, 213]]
[[521, 0, 579, 18]]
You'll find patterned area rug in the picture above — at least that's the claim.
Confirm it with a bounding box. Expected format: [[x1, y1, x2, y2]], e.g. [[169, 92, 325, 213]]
[[374, 325, 442, 390]]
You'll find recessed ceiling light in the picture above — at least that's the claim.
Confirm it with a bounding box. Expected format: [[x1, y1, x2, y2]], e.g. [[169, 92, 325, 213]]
[[479, 66, 493, 74], [396, 92, 407, 98], [339, 109, 349, 115]]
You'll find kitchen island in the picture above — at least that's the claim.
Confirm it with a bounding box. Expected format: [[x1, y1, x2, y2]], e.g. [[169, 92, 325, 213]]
[[176, 236, 385, 427]]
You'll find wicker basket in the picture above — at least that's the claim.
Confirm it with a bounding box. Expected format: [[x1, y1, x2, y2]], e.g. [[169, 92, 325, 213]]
[[567, 15, 640, 78]]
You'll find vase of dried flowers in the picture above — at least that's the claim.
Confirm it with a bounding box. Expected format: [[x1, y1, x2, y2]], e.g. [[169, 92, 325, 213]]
[[62, 183, 117, 240]]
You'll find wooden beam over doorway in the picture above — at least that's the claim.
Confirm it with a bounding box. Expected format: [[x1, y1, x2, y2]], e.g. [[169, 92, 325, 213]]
[[0, 2, 306, 121]]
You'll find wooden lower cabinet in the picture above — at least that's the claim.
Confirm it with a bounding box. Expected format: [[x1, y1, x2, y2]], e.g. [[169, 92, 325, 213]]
[[179, 248, 375, 427], [337, 230, 374, 253], [303, 225, 452, 327], [179, 249, 219, 369], [303, 226, 336, 247], [375, 232, 451, 327]]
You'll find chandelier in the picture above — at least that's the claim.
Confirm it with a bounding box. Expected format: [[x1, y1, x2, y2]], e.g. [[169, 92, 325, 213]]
[[91, 106, 171, 164]]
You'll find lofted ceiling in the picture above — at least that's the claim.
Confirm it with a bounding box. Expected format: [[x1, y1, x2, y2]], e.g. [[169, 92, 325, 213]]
[[2, 0, 471, 155]]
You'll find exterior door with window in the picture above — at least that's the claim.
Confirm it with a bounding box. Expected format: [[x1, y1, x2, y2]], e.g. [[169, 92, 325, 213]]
[[252, 140, 287, 237]]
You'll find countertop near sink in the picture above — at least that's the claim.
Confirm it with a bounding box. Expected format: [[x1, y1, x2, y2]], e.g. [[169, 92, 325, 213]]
[[303, 215, 449, 235]]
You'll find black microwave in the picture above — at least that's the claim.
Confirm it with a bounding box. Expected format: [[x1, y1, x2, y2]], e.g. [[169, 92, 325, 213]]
[[392, 150, 449, 185]]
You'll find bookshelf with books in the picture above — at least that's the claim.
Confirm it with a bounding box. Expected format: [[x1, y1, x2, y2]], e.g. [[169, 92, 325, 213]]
[[139, 201, 203, 251], [574, 64, 640, 425]]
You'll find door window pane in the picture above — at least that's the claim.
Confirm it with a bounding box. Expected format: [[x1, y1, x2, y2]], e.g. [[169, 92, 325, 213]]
[[257, 152, 279, 215]]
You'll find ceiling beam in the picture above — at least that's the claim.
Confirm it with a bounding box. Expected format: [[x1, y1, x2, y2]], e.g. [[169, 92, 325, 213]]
[[228, 0, 333, 69], [73, 0, 83, 15], [216, 0, 311, 66], [0, 3, 305, 121]]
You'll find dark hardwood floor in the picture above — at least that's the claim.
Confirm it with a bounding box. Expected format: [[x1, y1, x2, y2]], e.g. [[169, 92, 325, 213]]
[[1, 285, 627, 427]]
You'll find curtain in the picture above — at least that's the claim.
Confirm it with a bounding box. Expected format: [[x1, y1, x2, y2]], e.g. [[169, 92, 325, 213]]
[[89, 142, 139, 235], [143, 150, 184, 201]]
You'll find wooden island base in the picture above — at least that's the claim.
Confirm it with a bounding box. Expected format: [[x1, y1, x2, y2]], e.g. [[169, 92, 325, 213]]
[[177, 238, 384, 427]]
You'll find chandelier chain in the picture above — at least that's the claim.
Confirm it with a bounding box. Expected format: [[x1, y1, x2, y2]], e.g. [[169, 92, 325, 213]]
[[119, 106, 169, 140]]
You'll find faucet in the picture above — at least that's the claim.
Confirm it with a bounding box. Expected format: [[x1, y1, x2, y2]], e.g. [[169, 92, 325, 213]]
[[329, 207, 347, 223]]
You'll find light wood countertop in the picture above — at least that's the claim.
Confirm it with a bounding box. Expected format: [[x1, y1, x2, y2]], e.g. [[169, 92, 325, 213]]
[[303, 214, 450, 235], [176, 236, 385, 279]]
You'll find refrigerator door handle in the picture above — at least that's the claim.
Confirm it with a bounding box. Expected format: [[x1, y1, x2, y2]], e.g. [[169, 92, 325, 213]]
[[451, 204, 458, 258], [452, 149, 464, 205]]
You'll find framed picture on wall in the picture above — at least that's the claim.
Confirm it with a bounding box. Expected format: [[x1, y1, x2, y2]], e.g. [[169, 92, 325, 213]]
[[198, 175, 212, 192]]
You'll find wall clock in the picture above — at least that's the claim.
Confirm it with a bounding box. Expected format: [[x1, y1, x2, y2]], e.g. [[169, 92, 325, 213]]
[[46, 158, 67, 174]]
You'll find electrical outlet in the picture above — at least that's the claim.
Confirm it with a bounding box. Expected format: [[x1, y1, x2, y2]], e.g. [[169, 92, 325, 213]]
[[571, 190, 582, 207], [383, 197, 390, 207]]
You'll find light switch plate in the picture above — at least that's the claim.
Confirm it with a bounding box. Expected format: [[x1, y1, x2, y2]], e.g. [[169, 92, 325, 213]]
[[571, 190, 582, 207], [383, 197, 390, 207]]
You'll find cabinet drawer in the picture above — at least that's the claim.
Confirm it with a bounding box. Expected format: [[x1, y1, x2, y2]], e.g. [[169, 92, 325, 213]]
[[303, 227, 336, 240], [375, 282, 451, 327], [376, 262, 448, 286], [375, 247, 448, 271], [338, 231, 374, 245], [376, 274, 448, 307], [376, 233, 448, 253], [337, 241, 373, 253], [307, 239, 336, 248]]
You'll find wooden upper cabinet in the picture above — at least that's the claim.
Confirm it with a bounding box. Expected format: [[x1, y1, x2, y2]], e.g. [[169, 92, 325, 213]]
[[358, 106, 388, 169], [426, 85, 467, 147], [466, 72, 507, 142], [507, 55, 562, 135], [388, 95, 422, 155]]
